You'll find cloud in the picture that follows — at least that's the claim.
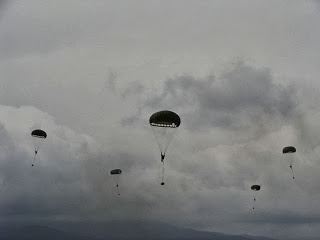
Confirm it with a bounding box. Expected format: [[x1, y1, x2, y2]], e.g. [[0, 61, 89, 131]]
[[0, 105, 99, 219], [2, 60, 320, 239], [124, 62, 298, 144], [149, 62, 296, 130]]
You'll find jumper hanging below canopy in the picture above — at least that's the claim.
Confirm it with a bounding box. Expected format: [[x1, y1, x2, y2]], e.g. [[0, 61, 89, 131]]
[[251, 185, 261, 210], [110, 169, 122, 195], [149, 110, 180, 186], [283, 146, 296, 180], [31, 129, 47, 166]]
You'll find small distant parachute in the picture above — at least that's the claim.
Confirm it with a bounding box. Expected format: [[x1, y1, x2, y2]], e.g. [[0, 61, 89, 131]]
[[31, 129, 47, 166], [110, 169, 122, 195], [251, 185, 261, 191], [283, 146, 296, 179], [251, 185, 261, 210], [149, 110, 181, 186]]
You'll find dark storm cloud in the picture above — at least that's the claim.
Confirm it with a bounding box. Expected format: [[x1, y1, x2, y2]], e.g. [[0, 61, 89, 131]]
[[1, 61, 318, 240], [127, 62, 299, 137], [0, 106, 101, 219], [0, 105, 161, 222]]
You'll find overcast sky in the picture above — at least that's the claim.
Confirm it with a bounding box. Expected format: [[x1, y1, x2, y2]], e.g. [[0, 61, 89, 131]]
[[1, 1, 320, 239]]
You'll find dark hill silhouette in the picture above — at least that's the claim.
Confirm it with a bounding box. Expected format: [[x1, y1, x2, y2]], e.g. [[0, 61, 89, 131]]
[[0, 221, 277, 240]]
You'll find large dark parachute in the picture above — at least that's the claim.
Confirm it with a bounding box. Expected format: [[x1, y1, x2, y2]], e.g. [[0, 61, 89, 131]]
[[283, 146, 296, 179], [251, 185, 261, 209], [149, 110, 180, 186], [110, 169, 122, 195], [31, 129, 47, 166]]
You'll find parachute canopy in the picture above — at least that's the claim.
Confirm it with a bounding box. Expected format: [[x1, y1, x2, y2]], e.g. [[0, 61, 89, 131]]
[[110, 169, 122, 175], [149, 110, 181, 185], [149, 110, 181, 128], [251, 185, 261, 191], [283, 146, 296, 154], [149, 110, 181, 155], [31, 129, 47, 138]]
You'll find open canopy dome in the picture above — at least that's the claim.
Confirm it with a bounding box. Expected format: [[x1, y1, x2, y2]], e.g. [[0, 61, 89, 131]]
[[149, 110, 181, 128], [283, 146, 296, 154], [110, 169, 122, 175], [251, 185, 261, 191], [31, 129, 47, 138]]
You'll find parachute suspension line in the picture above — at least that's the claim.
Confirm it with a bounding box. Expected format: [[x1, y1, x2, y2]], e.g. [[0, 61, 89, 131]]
[[289, 157, 295, 180], [290, 165, 295, 180], [32, 147, 39, 167], [116, 185, 120, 196], [112, 175, 121, 195], [160, 154, 165, 185], [32, 144, 42, 166], [31, 153, 37, 167], [32, 138, 44, 166], [32, 137, 43, 153], [283, 147, 297, 180], [161, 161, 165, 185]]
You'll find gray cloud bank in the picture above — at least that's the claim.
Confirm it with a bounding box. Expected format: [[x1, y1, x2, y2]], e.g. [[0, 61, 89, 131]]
[[1, 62, 320, 240], [142, 62, 297, 133]]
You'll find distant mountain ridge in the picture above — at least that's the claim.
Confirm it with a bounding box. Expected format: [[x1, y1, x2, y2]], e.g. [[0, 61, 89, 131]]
[[0, 221, 277, 240]]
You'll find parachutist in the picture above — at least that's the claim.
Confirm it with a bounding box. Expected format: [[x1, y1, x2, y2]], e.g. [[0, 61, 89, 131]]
[[254, 198, 256, 201], [32, 164, 34, 167], [110, 169, 122, 195], [150, 111, 180, 186], [31, 129, 47, 166]]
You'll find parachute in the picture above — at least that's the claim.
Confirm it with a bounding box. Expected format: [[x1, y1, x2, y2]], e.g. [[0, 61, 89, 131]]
[[251, 185, 261, 210], [31, 129, 47, 166], [149, 110, 181, 185], [283, 146, 296, 179], [110, 169, 122, 195]]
